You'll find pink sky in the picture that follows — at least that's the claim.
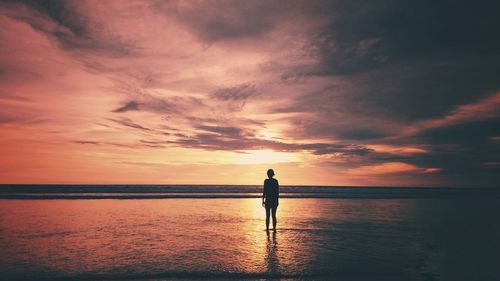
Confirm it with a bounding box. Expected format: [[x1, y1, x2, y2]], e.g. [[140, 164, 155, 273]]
[[1, 1, 499, 186]]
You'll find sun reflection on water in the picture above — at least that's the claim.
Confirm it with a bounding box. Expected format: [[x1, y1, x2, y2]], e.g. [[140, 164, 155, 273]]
[[1, 197, 469, 280], [265, 231, 279, 274]]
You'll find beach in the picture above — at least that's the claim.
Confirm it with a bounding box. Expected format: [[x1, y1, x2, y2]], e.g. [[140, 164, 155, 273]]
[[1, 194, 499, 281], [2, 0, 499, 280]]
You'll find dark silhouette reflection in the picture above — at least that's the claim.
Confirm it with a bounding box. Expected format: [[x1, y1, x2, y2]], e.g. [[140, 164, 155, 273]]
[[265, 231, 279, 278], [262, 169, 279, 232]]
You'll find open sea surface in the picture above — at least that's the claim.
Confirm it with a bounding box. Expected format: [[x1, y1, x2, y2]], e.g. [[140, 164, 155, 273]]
[[0, 185, 499, 281]]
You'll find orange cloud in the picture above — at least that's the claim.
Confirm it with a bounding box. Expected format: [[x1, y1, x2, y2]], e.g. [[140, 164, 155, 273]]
[[410, 92, 500, 133], [366, 144, 429, 155], [347, 162, 440, 176]]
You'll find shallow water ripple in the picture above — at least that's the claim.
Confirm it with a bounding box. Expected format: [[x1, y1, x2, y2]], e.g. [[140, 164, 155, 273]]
[[1, 198, 499, 281]]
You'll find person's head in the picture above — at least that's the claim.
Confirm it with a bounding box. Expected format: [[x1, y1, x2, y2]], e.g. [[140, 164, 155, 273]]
[[267, 169, 275, 179]]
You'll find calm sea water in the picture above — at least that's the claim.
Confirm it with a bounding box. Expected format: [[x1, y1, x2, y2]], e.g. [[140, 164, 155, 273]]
[[1, 184, 498, 199], [1, 186, 499, 281]]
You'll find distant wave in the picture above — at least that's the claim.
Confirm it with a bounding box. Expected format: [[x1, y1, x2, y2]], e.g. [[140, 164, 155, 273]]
[[1, 185, 498, 199]]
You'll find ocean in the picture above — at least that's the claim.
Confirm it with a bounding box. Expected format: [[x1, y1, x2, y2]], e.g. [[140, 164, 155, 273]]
[[1, 185, 499, 281]]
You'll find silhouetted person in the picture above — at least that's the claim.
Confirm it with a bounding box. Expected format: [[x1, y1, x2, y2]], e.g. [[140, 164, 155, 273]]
[[262, 169, 279, 232]]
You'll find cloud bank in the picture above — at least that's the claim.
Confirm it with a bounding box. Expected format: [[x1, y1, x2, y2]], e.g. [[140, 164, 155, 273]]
[[0, 0, 499, 186]]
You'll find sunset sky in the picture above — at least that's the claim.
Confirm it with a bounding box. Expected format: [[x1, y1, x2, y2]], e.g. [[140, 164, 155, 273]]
[[1, 0, 499, 186]]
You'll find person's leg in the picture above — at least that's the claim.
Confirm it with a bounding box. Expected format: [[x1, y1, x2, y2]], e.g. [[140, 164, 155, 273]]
[[271, 206, 277, 231], [265, 206, 270, 231]]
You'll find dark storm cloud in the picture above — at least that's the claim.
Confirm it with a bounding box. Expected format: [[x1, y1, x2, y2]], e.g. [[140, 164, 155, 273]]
[[287, 0, 500, 131], [415, 118, 500, 146], [403, 146, 500, 188], [20, 0, 85, 35], [276, 0, 500, 188], [111, 81, 205, 115], [210, 84, 259, 112], [196, 125, 245, 138], [284, 58, 500, 143], [212, 84, 257, 101], [410, 118, 500, 171], [73, 139, 167, 149], [372, 60, 499, 122], [112, 101, 140, 113], [107, 118, 155, 133], [308, 0, 500, 76], [299, 143, 372, 156], [169, 131, 372, 157], [285, 0, 500, 138], [163, 1, 287, 43], [4, 0, 132, 55]]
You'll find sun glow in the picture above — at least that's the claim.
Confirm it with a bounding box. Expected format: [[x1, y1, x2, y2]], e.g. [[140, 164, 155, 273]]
[[236, 150, 297, 164]]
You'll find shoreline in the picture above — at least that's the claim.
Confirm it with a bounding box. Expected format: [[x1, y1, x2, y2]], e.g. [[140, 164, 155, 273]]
[[1, 192, 499, 200]]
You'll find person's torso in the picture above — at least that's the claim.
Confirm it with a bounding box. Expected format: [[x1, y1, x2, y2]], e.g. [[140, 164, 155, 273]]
[[264, 178, 279, 198]]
